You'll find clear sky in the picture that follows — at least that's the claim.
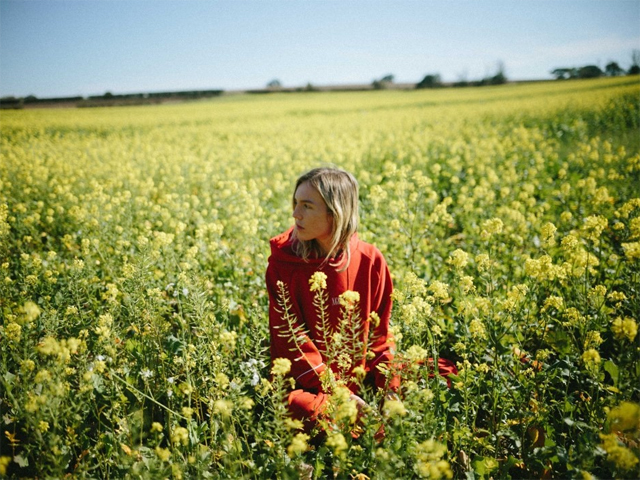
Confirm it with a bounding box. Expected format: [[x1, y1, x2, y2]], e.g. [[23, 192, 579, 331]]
[[1, 0, 639, 98]]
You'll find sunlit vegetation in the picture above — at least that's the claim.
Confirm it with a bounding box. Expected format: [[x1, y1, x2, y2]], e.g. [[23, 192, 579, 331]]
[[1, 76, 639, 478]]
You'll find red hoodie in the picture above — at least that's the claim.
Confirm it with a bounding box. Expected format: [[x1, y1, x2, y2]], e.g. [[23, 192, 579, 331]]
[[266, 227, 395, 394]]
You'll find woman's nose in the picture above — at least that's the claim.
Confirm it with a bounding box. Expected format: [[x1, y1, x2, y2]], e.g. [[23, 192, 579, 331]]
[[292, 206, 302, 219]]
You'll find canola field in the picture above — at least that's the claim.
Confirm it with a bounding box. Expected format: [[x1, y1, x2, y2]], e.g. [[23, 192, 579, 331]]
[[1, 76, 639, 479]]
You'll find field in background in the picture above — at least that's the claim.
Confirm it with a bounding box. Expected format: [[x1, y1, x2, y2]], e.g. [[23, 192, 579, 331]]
[[1, 76, 639, 478]]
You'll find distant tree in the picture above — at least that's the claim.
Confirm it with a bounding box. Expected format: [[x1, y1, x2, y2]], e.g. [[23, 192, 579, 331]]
[[372, 74, 394, 90], [478, 61, 507, 86], [551, 68, 572, 80], [629, 49, 640, 75], [454, 71, 469, 87], [491, 61, 507, 84], [578, 65, 603, 79], [416, 74, 442, 89], [605, 61, 624, 77], [104, 91, 113, 98], [24, 95, 38, 103], [266, 79, 282, 89]]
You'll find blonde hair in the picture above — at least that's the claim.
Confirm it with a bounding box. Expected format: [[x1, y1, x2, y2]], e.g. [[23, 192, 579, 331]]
[[292, 167, 359, 270]]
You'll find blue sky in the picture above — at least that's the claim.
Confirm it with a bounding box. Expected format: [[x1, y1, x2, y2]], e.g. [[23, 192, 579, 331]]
[[1, 0, 639, 98]]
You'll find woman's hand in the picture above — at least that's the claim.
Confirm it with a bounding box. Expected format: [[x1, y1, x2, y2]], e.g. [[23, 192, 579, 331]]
[[349, 394, 368, 409]]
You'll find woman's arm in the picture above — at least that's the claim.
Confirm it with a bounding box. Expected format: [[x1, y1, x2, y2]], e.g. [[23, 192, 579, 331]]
[[267, 266, 326, 391], [365, 254, 398, 390]]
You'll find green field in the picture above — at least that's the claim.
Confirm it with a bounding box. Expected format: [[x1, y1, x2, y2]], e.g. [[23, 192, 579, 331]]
[[1, 77, 639, 479]]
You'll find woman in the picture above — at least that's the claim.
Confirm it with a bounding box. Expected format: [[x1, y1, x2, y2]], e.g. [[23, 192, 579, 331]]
[[266, 167, 454, 430]]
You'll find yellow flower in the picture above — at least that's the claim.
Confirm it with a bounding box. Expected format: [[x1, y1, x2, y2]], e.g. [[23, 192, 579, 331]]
[[271, 357, 292, 376], [447, 249, 469, 269], [582, 215, 608, 242], [612, 317, 638, 342], [469, 318, 487, 340], [600, 433, 639, 471], [339, 290, 360, 308], [213, 399, 233, 418], [20, 301, 41, 323], [171, 426, 189, 446], [287, 432, 310, 457], [541, 221, 557, 247], [608, 401, 640, 432], [326, 432, 348, 455], [219, 330, 237, 350], [4, 322, 21, 342], [413, 439, 453, 479], [155, 446, 172, 462], [351, 365, 366, 379], [475, 253, 491, 272], [181, 407, 194, 418], [309, 271, 327, 292], [459, 275, 474, 294], [429, 281, 449, 300], [38, 421, 50, 432], [581, 348, 601, 373], [405, 345, 429, 362], [284, 418, 305, 431], [151, 422, 163, 433], [383, 399, 408, 418], [0, 456, 11, 476], [622, 241, 640, 259], [481, 217, 504, 238]]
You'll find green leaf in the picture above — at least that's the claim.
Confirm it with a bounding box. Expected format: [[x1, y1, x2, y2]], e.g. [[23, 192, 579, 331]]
[[603, 360, 619, 387], [3, 371, 16, 385]]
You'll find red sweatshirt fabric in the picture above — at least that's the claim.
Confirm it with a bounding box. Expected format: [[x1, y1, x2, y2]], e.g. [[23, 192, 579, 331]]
[[266, 227, 396, 395]]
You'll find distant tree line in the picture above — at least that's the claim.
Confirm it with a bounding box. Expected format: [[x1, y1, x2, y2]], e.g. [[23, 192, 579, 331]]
[[4, 51, 639, 108], [0, 89, 223, 109], [416, 61, 507, 89], [551, 50, 640, 80]]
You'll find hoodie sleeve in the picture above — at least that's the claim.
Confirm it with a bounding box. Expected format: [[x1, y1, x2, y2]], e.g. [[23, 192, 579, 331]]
[[365, 252, 398, 390], [266, 262, 326, 391]]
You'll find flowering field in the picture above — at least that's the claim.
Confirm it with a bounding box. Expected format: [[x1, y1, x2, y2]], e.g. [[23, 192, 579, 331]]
[[1, 76, 639, 479]]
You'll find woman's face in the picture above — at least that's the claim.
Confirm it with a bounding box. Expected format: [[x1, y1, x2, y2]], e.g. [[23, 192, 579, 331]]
[[293, 181, 333, 254]]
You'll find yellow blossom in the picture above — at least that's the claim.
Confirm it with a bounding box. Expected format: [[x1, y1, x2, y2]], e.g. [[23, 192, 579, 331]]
[[600, 433, 639, 471], [581, 348, 601, 372], [469, 318, 487, 340], [541, 221, 557, 247], [612, 317, 638, 342], [383, 399, 408, 418], [339, 290, 360, 308], [0, 456, 11, 476], [326, 432, 348, 455], [622, 241, 640, 259], [20, 301, 41, 323], [309, 271, 327, 291], [609, 401, 640, 432], [171, 426, 189, 446], [284, 418, 305, 431], [155, 446, 171, 462], [413, 439, 453, 479], [4, 322, 21, 342], [405, 345, 429, 362], [271, 357, 292, 376], [429, 280, 449, 300], [287, 432, 310, 457], [447, 249, 469, 269], [213, 399, 233, 418]]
